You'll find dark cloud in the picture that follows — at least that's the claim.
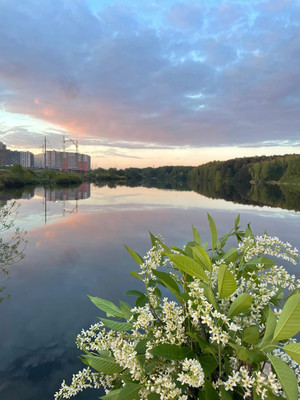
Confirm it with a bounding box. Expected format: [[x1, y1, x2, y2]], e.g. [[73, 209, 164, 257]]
[[0, 0, 299, 149]]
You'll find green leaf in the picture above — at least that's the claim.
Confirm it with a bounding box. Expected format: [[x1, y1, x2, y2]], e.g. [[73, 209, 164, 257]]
[[198, 355, 218, 376], [230, 344, 265, 364], [119, 300, 133, 320], [218, 264, 237, 299], [149, 231, 157, 247], [100, 318, 133, 332], [235, 345, 250, 362], [88, 296, 124, 318], [243, 326, 260, 345], [153, 236, 172, 255], [147, 394, 160, 400], [152, 270, 180, 293], [223, 247, 240, 263], [199, 282, 219, 310], [246, 257, 276, 270], [216, 232, 231, 251], [192, 246, 212, 272], [170, 245, 185, 254], [220, 387, 233, 400], [249, 349, 265, 364], [145, 361, 157, 374], [84, 354, 123, 375], [135, 338, 148, 354], [270, 288, 284, 307], [101, 389, 123, 399], [228, 293, 252, 318], [125, 246, 144, 265], [169, 254, 208, 282], [116, 383, 142, 400], [282, 343, 300, 364], [207, 213, 217, 250], [234, 215, 240, 230], [260, 307, 277, 349], [245, 223, 254, 239], [136, 353, 145, 367], [197, 391, 205, 400], [268, 354, 298, 400], [192, 224, 201, 245], [204, 380, 219, 400], [149, 344, 193, 360], [135, 294, 147, 307], [130, 270, 143, 280], [273, 293, 300, 341], [185, 332, 216, 355], [183, 241, 196, 257]]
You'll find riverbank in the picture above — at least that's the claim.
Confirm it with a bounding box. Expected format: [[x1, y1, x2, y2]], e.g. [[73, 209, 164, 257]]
[[0, 165, 83, 189]]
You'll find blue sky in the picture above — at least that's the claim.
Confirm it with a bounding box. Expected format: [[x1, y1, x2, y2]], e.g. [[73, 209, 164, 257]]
[[0, 0, 299, 167]]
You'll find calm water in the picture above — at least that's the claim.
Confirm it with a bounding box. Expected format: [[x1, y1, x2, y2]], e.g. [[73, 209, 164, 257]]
[[1, 184, 300, 400]]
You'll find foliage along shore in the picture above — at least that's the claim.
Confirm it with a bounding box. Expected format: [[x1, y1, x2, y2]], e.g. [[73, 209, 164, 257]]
[[86, 153, 300, 187], [189, 153, 300, 186], [1, 153, 299, 192], [0, 164, 83, 189]]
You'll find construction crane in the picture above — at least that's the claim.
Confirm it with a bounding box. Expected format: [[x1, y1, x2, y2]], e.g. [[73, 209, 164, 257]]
[[63, 136, 78, 153], [62, 136, 79, 171]]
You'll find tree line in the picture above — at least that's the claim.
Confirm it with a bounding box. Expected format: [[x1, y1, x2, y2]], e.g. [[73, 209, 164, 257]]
[[189, 153, 300, 185], [86, 165, 193, 190], [87, 154, 300, 187]]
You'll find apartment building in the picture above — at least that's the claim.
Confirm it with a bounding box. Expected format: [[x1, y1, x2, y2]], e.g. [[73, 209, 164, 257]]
[[34, 150, 91, 171]]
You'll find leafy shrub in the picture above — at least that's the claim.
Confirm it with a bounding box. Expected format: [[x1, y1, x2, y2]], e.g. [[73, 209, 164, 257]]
[[53, 173, 82, 185], [55, 216, 300, 400]]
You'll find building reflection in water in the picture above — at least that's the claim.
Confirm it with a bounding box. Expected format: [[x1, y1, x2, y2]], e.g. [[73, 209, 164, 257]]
[[34, 183, 91, 224], [34, 183, 90, 201]]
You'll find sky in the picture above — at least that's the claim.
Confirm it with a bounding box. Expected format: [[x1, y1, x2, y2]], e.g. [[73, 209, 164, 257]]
[[0, 0, 300, 169]]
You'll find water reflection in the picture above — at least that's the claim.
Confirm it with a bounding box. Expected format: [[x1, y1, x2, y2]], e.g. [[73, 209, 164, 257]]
[[0, 201, 26, 303], [35, 183, 91, 202], [1, 185, 300, 400], [190, 180, 300, 212]]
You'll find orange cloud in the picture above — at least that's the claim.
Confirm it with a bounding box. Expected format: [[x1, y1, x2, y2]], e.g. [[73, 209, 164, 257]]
[[42, 107, 55, 117]]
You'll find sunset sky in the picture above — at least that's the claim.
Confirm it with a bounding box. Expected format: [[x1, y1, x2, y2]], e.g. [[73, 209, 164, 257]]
[[0, 0, 299, 168]]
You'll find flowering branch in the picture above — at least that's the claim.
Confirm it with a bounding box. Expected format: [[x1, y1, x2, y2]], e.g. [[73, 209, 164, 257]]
[[55, 215, 300, 400]]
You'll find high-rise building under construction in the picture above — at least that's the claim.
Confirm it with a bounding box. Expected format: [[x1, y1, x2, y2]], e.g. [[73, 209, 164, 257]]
[[34, 150, 91, 171]]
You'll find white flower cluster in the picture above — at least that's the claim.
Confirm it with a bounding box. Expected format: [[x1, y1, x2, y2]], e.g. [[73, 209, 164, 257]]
[[54, 367, 104, 399], [141, 364, 184, 400], [239, 234, 299, 264], [139, 243, 164, 282], [57, 294, 196, 399], [177, 358, 205, 387], [188, 281, 239, 345], [219, 366, 282, 399]]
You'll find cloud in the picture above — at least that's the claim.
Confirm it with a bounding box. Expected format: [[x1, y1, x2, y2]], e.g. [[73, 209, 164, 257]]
[[166, 3, 204, 29], [79, 137, 175, 150], [0, 0, 299, 150], [0, 125, 66, 150]]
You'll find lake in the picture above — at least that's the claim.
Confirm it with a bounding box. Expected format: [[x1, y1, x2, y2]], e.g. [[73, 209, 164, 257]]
[[0, 183, 299, 400]]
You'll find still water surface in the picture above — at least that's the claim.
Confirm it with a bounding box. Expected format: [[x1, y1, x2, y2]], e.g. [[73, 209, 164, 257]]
[[1, 184, 300, 400]]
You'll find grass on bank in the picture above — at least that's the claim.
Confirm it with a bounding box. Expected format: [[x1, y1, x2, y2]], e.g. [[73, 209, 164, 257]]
[[0, 165, 83, 188]]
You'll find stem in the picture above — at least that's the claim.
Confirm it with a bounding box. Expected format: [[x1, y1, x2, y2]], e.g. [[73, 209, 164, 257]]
[[218, 346, 222, 378], [198, 319, 207, 341], [145, 281, 164, 325]]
